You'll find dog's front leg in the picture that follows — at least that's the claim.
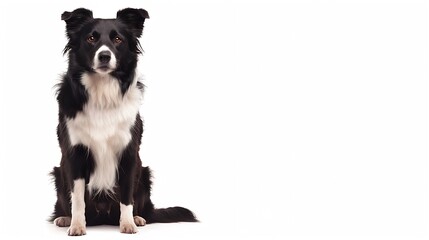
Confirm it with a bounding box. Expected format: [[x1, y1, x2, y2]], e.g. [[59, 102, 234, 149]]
[[118, 146, 139, 234], [69, 179, 86, 235], [66, 145, 91, 236]]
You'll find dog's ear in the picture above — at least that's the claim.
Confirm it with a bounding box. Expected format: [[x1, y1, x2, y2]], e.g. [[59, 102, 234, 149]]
[[61, 8, 93, 38], [117, 8, 149, 37]]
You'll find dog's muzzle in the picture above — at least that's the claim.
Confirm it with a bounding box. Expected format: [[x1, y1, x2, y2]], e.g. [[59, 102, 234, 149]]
[[93, 45, 117, 73]]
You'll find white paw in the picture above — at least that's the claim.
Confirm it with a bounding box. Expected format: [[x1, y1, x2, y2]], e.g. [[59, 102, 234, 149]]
[[120, 221, 138, 234], [134, 216, 146, 226], [67, 223, 86, 236], [54, 216, 71, 227]]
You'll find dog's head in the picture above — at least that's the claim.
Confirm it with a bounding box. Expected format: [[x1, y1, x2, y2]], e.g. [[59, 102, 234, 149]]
[[62, 8, 149, 75]]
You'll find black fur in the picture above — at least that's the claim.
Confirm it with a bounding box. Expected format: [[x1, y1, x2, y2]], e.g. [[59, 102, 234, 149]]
[[50, 8, 197, 228], [51, 166, 197, 226]]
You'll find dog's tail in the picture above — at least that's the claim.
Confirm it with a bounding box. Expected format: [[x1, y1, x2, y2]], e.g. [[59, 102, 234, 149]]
[[145, 207, 198, 224], [138, 166, 198, 224]]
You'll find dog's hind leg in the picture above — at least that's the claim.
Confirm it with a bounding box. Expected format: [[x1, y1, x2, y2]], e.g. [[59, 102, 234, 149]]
[[50, 166, 73, 227], [133, 167, 154, 225]]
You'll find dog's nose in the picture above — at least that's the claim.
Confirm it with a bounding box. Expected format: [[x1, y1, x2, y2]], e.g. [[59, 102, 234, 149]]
[[98, 51, 111, 64]]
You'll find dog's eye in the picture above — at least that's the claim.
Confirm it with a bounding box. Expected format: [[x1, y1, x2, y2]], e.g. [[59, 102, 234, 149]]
[[114, 36, 122, 44], [87, 36, 96, 43]]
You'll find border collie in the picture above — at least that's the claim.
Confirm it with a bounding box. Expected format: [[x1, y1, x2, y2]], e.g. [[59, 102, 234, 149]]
[[50, 8, 197, 236]]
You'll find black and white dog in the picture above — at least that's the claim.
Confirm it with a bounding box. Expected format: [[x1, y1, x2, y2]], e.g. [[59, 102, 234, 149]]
[[50, 8, 197, 236]]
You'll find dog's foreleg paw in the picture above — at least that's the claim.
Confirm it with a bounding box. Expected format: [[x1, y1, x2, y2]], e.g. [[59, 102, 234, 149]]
[[67, 223, 86, 236], [120, 221, 138, 234]]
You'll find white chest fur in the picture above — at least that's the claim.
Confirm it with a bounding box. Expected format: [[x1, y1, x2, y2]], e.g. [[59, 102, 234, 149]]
[[66, 73, 142, 194]]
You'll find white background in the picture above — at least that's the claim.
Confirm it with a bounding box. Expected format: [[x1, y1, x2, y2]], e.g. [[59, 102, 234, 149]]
[[0, 0, 428, 239]]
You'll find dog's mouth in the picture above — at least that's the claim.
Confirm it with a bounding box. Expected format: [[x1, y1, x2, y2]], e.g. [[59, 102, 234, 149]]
[[97, 66, 112, 71], [93, 64, 114, 73]]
